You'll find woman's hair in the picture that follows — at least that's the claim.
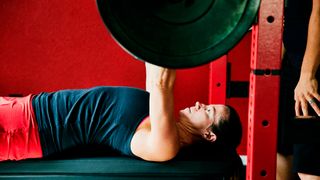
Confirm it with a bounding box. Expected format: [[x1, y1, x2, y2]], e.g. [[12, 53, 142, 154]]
[[210, 105, 242, 149]]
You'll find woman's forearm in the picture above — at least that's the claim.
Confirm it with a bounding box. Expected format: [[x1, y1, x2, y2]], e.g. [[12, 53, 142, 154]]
[[149, 86, 177, 140], [147, 66, 178, 142], [144, 63, 179, 160]]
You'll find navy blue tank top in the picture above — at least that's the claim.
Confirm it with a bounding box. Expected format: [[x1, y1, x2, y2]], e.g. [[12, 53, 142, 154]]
[[32, 86, 149, 157]]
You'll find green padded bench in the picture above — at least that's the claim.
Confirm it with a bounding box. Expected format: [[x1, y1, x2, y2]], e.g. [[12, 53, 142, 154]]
[[0, 143, 243, 179]]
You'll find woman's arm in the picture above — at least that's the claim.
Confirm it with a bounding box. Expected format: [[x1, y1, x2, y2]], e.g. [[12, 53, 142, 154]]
[[131, 63, 180, 162], [294, 0, 320, 116]]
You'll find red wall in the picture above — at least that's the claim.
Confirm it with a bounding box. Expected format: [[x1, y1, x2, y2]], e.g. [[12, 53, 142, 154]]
[[0, 0, 209, 110], [0, 1, 251, 155]]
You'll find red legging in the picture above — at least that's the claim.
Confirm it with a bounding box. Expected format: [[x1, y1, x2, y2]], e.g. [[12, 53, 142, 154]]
[[0, 95, 42, 161]]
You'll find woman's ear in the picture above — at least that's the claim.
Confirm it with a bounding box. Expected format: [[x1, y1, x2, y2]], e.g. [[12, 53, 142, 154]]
[[202, 130, 217, 142]]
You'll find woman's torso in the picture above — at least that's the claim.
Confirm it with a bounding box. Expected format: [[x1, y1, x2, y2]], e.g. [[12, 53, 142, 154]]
[[32, 86, 150, 157]]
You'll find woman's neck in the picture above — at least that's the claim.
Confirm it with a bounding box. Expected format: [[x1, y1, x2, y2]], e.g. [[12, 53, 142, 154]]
[[176, 118, 200, 147]]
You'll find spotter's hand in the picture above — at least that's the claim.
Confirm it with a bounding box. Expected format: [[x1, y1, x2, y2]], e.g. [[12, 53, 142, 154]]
[[294, 76, 320, 116]]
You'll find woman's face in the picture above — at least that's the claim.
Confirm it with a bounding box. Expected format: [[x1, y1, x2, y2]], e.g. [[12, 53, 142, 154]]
[[179, 102, 229, 132]]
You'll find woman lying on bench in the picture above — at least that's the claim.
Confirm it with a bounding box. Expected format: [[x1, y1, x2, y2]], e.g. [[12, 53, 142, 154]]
[[0, 63, 242, 162]]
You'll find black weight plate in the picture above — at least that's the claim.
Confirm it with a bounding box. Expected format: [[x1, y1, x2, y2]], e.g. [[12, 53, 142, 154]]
[[97, 0, 260, 68]]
